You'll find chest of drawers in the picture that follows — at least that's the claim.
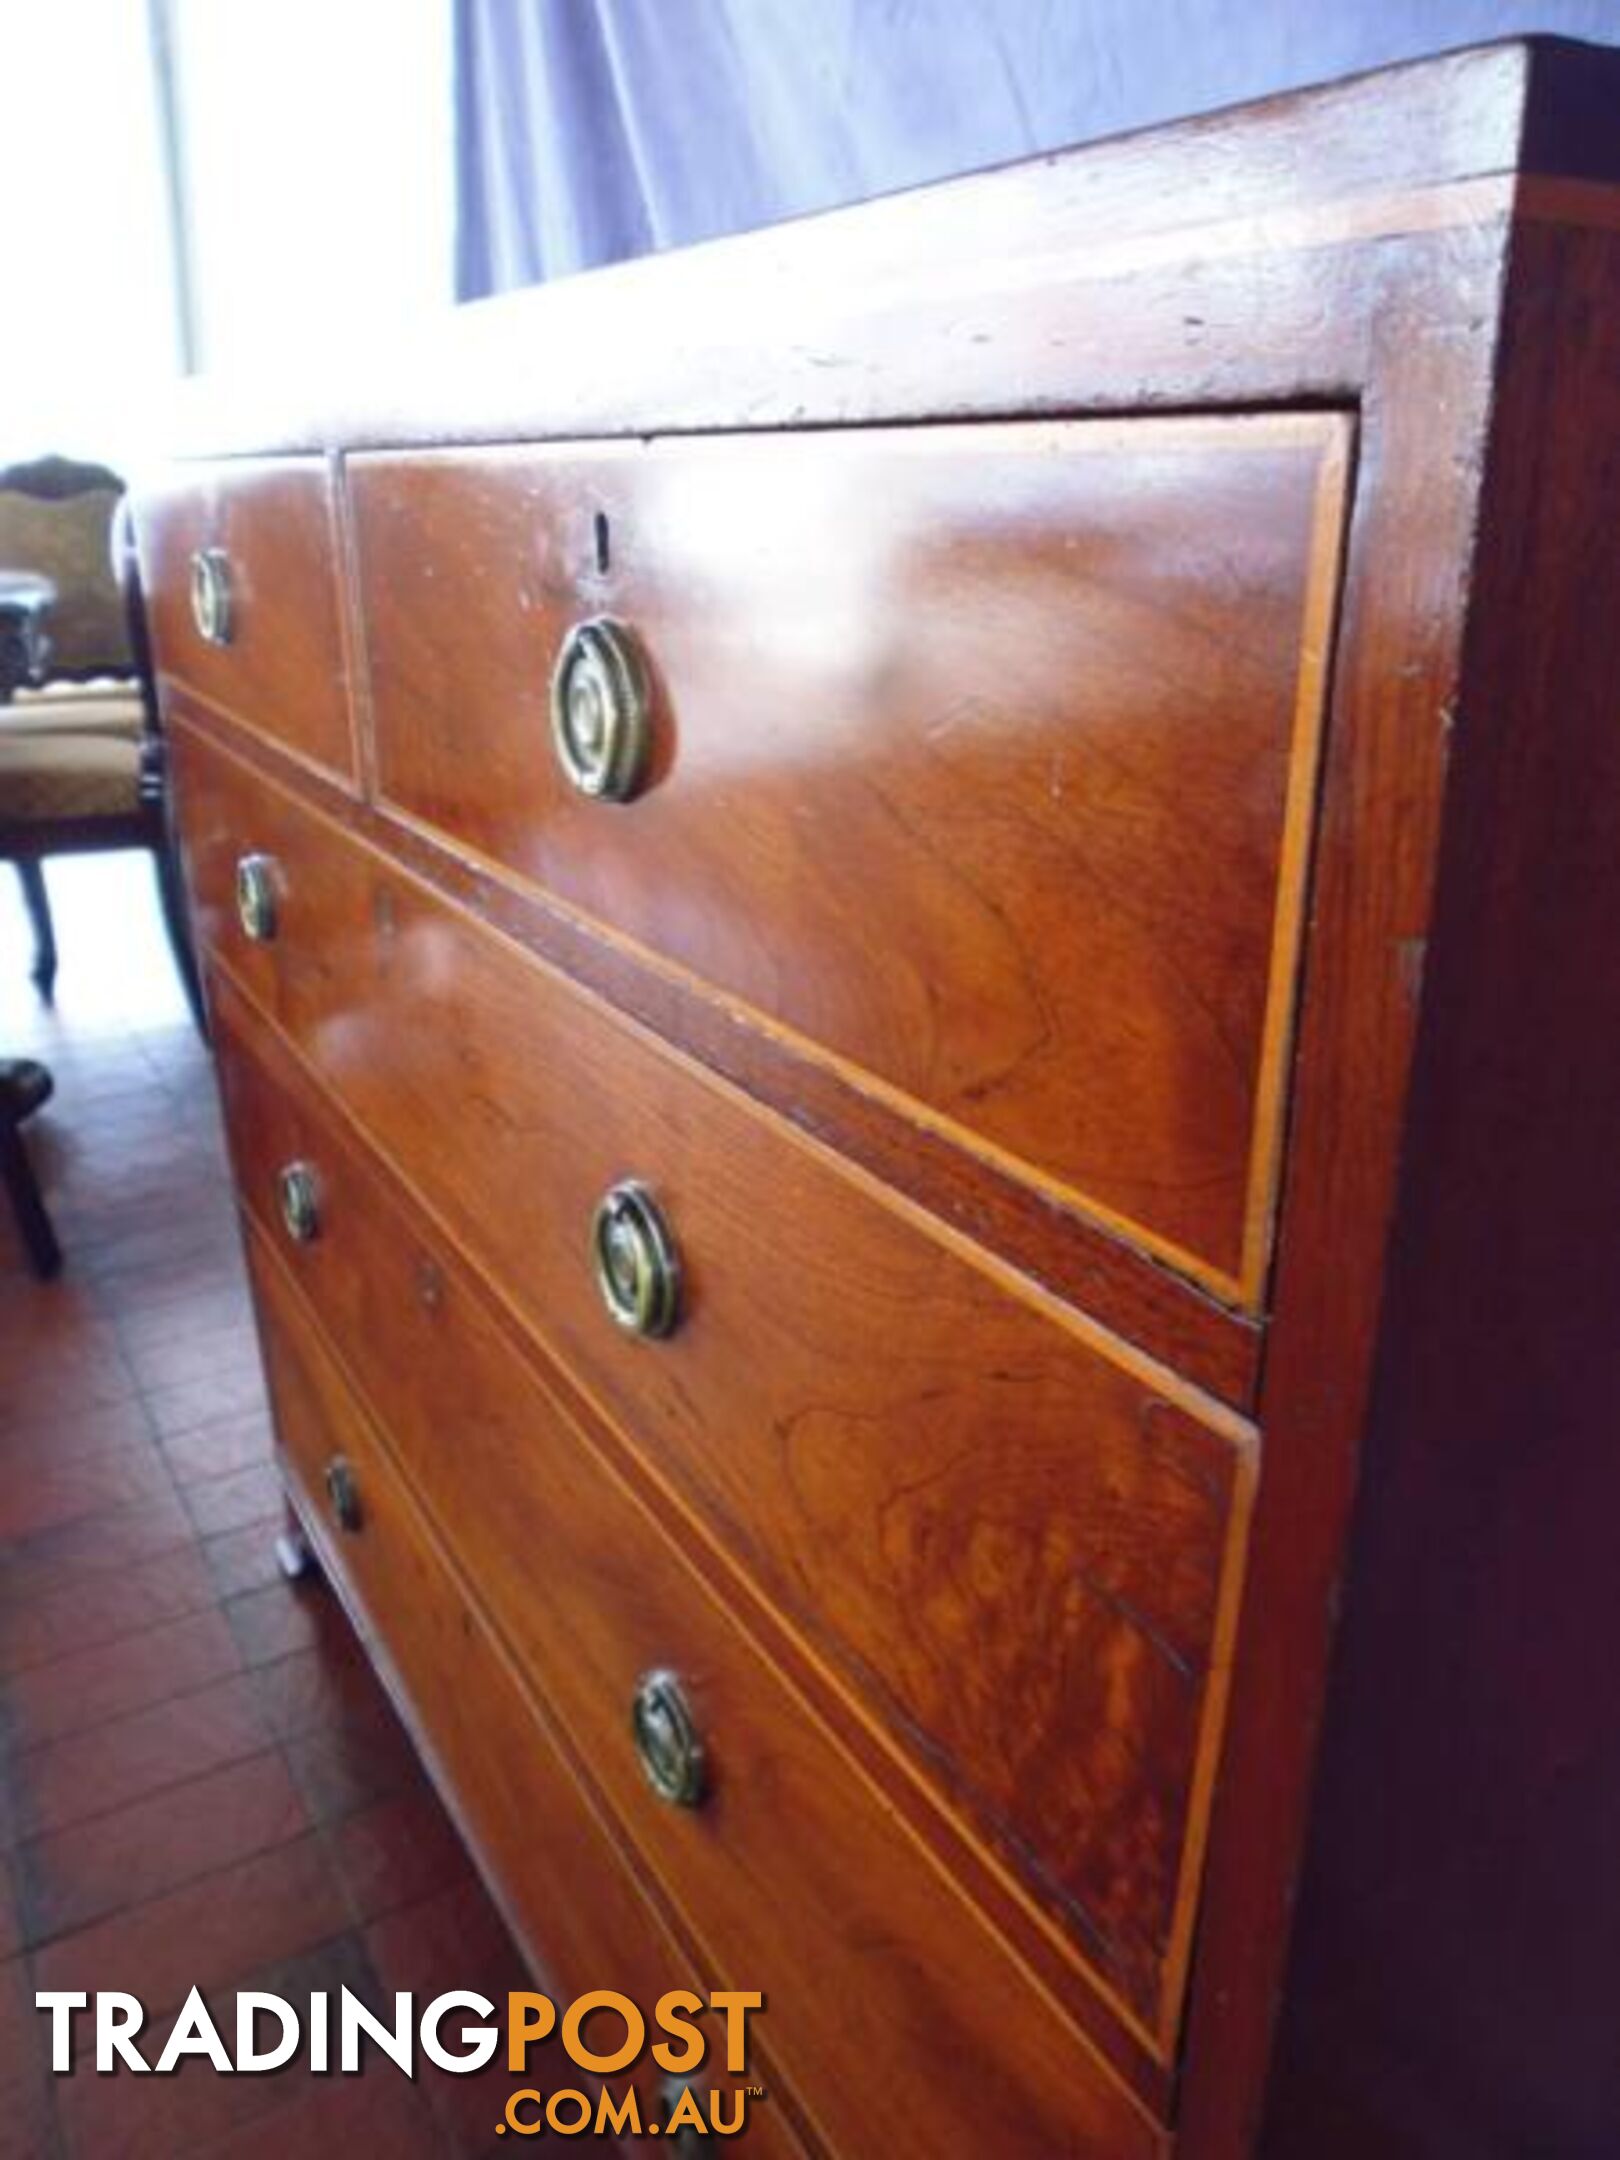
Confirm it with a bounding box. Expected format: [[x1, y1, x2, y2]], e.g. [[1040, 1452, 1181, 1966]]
[[135, 40, 1620, 2156]]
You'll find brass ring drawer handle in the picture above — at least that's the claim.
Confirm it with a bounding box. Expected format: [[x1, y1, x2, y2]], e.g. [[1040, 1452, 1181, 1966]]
[[324, 1454, 361, 1534], [550, 617, 651, 802], [189, 547, 233, 646], [277, 1160, 321, 1244], [235, 852, 278, 942], [591, 1180, 680, 1338], [632, 1669, 705, 1807]]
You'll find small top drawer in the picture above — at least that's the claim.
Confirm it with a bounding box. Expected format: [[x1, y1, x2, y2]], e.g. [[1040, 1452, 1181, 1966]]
[[137, 458, 356, 782], [348, 414, 1351, 1304]]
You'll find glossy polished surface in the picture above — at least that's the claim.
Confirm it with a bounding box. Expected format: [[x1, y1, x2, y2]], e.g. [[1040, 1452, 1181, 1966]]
[[168, 698, 1265, 1407], [141, 42, 1620, 2157], [249, 1230, 804, 2152], [352, 416, 1349, 1301], [0, 858, 550, 2160], [245, 1126, 1162, 2158], [140, 460, 356, 782], [192, 762, 1254, 2047]]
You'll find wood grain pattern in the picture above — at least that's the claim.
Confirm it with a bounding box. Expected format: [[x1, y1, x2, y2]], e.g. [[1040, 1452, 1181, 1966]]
[[184, 735, 1255, 2045], [170, 687, 1262, 1407], [138, 458, 357, 782], [248, 1182, 1164, 2160], [250, 1228, 809, 2153], [161, 46, 1546, 460], [136, 38, 1620, 2158], [1171, 212, 1511, 2158], [350, 415, 1350, 1302], [210, 977, 1176, 2120], [1262, 209, 1620, 2160]]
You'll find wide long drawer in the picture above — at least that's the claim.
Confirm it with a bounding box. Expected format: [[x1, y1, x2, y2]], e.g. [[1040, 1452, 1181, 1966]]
[[347, 415, 1351, 1301], [236, 1025, 1164, 2156], [178, 720, 1257, 2048], [250, 1222, 803, 2152]]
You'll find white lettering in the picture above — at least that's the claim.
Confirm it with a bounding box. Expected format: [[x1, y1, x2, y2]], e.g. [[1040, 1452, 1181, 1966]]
[[97, 1993, 150, 2074], [235, 1992, 299, 2072], [420, 1991, 497, 2073], [33, 1992, 86, 2073], [339, 1988, 413, 2074], [155, 1988, 231, 2074]]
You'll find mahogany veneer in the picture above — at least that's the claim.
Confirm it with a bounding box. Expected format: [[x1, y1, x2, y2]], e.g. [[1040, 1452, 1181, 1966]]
[[139, 460, 357, 783], [136, 38, 1620, 2156], [348, 416, 1350, 1302], [183, 723, 1251, 2056], [248, 1226, 801, 2151]]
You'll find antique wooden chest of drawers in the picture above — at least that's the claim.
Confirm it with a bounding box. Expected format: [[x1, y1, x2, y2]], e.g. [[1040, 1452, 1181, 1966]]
[[135, 40, 1620, 2157]]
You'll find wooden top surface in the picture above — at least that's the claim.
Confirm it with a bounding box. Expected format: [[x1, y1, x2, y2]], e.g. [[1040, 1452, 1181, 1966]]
[[167, 37, 1620, 459]]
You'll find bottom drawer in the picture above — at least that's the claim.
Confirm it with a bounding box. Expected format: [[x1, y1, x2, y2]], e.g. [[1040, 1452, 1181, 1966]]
[[248, 1225, 802, 2153]]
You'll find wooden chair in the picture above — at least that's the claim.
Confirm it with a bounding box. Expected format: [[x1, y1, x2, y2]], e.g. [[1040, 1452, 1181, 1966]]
[[0, 457, 203, 1028]]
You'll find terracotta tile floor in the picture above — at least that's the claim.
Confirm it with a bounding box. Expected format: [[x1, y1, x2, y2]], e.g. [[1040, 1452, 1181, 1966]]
[[1, 855, 527, 2158]]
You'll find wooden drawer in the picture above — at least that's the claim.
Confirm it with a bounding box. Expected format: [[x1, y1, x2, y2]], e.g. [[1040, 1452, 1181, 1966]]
[[182, 724, 1256, 2049], [248, 1223, 805, 2153], [235, 1033, 1164, 2158], [137, 460, 356, 781], [347, 416, 1350, 1302]]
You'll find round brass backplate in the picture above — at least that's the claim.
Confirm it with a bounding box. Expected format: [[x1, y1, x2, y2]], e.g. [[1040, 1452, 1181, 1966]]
[[550, 617, 652, 801], [189, 547, 234, 646], [324, 1455, 361, 1534], [590, 1180, 681, 1339], [235, 852, 278, 942], [277, 1160, 321, 1244], [632, 1668, 706, 1808]]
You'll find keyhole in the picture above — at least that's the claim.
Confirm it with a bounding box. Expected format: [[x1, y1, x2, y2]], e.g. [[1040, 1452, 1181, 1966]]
[[593, 511, 611, 575]]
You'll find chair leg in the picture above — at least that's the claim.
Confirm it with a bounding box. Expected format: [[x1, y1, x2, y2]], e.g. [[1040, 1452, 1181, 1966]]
[[151, 844, 207, 1039], [0, 1116, 61, 1279], [16, 861, 57, 1001]]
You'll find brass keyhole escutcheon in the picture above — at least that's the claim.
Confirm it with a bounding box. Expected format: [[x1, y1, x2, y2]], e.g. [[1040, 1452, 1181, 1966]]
[[550, 618, 652, 801], [591, 1181, 680, 1339]]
